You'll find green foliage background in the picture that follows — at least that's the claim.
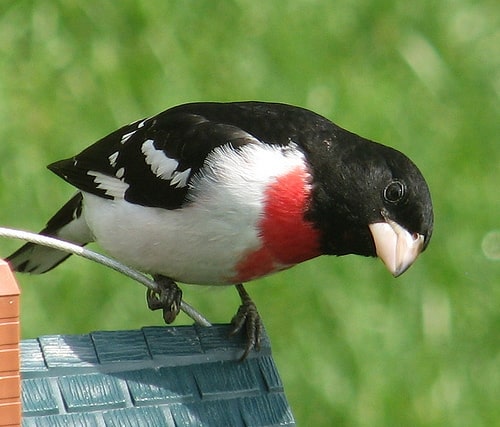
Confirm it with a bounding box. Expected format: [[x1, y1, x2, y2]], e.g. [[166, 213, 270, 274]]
[[1, 1, 498, 426]]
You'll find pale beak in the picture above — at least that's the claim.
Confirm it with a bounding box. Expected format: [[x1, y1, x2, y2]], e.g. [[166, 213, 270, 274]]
[[368, 218, 425, 277]]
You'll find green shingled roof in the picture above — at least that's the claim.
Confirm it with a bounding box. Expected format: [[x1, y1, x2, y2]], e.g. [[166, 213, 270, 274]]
[[20, 324, 295, 426]]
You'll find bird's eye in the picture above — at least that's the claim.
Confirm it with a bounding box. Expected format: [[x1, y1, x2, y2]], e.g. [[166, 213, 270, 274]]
[[384, 180, 406, 203]]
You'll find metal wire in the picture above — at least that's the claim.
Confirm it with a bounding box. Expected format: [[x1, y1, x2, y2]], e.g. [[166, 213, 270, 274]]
[[0, 227, 212, 327]]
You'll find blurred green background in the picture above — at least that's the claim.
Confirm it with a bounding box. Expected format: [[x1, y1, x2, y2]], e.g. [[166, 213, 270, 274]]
[[1, 1, 498, 426]]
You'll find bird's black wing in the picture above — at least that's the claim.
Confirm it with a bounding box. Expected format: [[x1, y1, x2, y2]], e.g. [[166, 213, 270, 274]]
[[48, 104, 268, 210]]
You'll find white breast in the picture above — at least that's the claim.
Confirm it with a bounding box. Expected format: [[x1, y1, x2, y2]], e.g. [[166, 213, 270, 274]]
[[82, 143, 307, 285]]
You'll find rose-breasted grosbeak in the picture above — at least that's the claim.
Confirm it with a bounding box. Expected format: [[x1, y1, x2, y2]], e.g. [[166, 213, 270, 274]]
[[7, 102, 433, 359]]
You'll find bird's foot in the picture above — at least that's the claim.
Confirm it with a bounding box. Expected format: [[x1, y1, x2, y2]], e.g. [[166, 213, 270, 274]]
[[230, 283, 262, 361], [146, 275, 182, 324]]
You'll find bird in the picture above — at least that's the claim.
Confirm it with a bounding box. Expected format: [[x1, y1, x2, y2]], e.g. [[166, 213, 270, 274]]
[[6, 101, 433, 359]]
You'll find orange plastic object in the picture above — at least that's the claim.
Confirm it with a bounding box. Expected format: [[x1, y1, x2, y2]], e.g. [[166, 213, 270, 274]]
[[0, 260, 21, 426]]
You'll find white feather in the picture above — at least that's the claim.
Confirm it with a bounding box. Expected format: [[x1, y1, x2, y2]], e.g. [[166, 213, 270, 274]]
[[108, 151, 119, 168], [120, 131, 135, 144], [87, 171, 129, 198], [170, 168, 191, 188], [141, 139, 179, 180]]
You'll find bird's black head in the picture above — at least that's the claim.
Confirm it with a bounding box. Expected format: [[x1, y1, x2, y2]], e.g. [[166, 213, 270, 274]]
[[304, 128, 434, 277]]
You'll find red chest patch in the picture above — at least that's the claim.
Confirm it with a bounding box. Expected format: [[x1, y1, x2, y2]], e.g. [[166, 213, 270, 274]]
[[231, 166, 321, 282]]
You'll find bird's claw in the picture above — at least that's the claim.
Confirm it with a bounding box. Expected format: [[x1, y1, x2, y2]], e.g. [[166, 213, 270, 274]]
[[230, 284, 262, 361], [146, 275, 182, 324]]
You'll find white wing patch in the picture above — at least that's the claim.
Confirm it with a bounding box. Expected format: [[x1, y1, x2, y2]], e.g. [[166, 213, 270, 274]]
[[141, 139, 179, 180], [170, 168, 192, 188], [141, 139, 190, 187], [87, 170, 129, 198]]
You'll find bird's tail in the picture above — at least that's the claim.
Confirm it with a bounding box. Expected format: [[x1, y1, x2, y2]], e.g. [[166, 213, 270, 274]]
[[6, 192, 94, 274]]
